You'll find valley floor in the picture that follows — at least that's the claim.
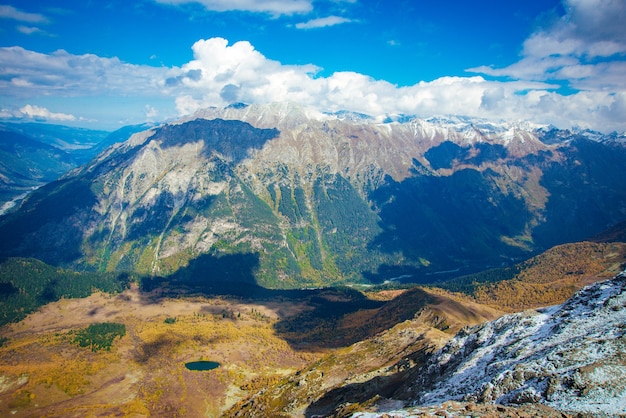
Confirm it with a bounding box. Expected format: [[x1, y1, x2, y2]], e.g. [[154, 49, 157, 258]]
[[1, 250, 622, 417], [0, 284, 320, 417]]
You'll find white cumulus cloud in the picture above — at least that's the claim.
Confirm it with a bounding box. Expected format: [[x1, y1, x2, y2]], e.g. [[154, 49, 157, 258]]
[[145, 105, 159, 120], [169, 37, 626, 132], [19, 104, 76, 121]]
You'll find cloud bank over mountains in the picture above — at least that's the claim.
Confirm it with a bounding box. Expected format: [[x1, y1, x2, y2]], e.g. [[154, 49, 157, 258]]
[[0, 0, 624, 132]]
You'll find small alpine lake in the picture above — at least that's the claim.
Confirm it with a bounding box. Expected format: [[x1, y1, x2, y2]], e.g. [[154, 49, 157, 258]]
[[184, 361, 220, 371]]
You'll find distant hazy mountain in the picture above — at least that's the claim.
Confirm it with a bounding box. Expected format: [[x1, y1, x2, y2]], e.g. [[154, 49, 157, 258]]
[[0, 123, 151, 214], [0, 129, 76, 213], [89, 123, 156, 156], [0, 103, 625, 288], [0, 122, 109, 162]]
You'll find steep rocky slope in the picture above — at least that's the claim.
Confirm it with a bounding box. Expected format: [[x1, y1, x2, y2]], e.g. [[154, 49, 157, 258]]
[[1, 103, 625, 288]]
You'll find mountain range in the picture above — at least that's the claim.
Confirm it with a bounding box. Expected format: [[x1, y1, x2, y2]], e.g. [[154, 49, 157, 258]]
[[1, 102, 625, 289], [1, 103, 626, 417]]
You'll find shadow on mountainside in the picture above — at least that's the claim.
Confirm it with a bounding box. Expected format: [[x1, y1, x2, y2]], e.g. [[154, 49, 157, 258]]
[[139, 252, 268, 296], [531, 138, 626, 249], [137, 255, 453, 350], [367, 161, 532, 283], [366, 140, 626, 286], [305, 375, 409, 417], [150, 118, 279, 163], [0, 178, 98, 265], [136, 253, 457, 350], [303, 345, 434, 418]]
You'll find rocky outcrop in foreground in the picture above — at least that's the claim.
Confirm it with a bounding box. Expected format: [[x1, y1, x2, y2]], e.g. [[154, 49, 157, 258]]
[[358, 271, 626, 417]]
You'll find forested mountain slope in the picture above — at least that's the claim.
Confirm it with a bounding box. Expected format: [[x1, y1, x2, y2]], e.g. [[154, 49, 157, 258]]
[[1, 103, 625, 288]]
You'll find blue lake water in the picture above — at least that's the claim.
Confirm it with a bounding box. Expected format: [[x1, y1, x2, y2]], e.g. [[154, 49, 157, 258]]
[[184, 361, 220, 371]]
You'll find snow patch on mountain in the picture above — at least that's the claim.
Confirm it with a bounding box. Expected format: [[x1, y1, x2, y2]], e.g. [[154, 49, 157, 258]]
[[179, 103, 626, 151], [355, 272, 626, 417], [535, 125, 626, 145], [177, 103, 626, 155]]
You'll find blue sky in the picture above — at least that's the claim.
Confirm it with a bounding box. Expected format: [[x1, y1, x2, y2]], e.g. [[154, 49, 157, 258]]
[[1, 0, 625, 132]]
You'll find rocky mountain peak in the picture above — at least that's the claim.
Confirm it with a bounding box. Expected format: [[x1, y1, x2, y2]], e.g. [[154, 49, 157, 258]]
[[187, 101, 330, 130]]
